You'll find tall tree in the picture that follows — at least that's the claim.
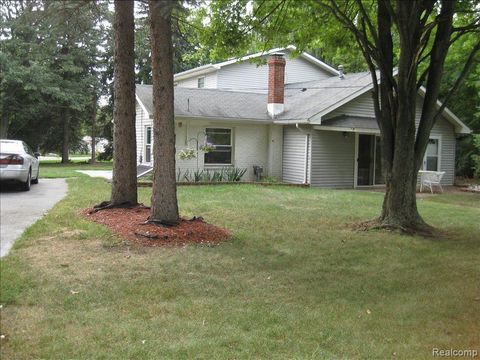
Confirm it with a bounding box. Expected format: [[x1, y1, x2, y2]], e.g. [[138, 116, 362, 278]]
[[319, 0, 479, 233], [148, 0, 179, 225], [110, 0, 137, 206], [200, 0, 480, 234], [0, 0, 108, 155]]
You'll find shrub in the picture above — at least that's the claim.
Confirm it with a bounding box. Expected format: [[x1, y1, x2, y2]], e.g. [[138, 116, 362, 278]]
[[97, 142, 113, 161]]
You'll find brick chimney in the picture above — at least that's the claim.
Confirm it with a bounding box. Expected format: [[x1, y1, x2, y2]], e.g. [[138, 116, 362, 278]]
[[267, 53, 286, 118]]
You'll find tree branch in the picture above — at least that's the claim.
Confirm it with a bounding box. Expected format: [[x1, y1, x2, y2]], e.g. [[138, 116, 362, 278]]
[[433, 39, 480, 121]]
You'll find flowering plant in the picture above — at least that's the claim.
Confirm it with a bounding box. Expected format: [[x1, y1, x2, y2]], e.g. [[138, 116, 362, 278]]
[[200, 142, 216, 153], [178, 148, 196, 160]]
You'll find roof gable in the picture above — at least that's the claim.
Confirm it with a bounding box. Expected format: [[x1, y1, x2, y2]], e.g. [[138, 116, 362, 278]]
[[173, 46, 339, 82]]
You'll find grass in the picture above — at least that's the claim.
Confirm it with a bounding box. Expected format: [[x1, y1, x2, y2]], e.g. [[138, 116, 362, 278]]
[[0, 177, 479, 359], [39, 161, 112, 178]]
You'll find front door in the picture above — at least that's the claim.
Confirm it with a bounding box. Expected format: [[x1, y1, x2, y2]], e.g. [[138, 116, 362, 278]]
[[356, 134, 385, 186]]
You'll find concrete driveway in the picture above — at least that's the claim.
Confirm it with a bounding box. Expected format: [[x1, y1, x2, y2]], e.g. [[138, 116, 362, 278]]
[[0, 178, 68, 258]]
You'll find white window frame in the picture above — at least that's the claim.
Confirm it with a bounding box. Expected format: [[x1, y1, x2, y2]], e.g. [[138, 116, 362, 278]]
[[145, 125, 153, 164], [422, 135, 442, 172], [197, 76, 205, 88], [204, 127, 233, 166]]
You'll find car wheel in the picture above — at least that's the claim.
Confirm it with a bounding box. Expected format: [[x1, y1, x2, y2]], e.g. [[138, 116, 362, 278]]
[[31, 168, 39, 184], [21, 170, 31, 191]]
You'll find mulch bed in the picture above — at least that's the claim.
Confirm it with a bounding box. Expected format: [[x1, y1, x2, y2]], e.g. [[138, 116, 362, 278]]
[[81, 205, 230, 247]]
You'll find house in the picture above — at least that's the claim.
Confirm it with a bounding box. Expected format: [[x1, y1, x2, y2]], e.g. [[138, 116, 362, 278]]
[[135, 46, 471, 187]]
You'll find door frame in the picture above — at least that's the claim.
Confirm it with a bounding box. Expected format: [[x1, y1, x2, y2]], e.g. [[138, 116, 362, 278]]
[[354, 132, 384, 188]]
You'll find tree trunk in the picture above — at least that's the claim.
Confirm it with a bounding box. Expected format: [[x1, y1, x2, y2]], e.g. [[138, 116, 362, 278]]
[[90, 89, 97, 164], [110, 0, 137, 205], [149, 0, 179, 225], [61, 109, 70, 164]]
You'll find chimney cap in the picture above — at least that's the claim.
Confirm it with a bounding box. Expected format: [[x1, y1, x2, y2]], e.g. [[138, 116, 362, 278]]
[[269, 52, 286, 59]]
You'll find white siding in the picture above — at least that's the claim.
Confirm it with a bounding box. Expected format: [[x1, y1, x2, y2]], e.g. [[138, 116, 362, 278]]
[[176, 72, 218, 88], [282, 127, 309, 184], [172, 120, 269, 181], [325, 92, 457, 185], [217, 56, 332, 90], [310, 131, 355, 188], [267, 125, 283, 179], [135, 101, 152, 164]]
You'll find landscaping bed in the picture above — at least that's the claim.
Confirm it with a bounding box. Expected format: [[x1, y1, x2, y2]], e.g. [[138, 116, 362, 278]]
[[82, 205, 230, 247]]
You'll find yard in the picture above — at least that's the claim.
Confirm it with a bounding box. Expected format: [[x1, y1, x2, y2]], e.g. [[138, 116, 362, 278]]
[[0, 174, 479, 359]]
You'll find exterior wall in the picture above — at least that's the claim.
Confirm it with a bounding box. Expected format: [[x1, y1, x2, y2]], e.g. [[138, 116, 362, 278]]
[[310, 130, 355, 188], [267, 125, 283, 179], [282, 126, 310, 184], [324, 92, 456, 185], [175, 71, 218, 89], [175, 120, 269, 181], [135, 102, 152, 164], [135, 105, 273, 182], [217, 56, 332, 90]]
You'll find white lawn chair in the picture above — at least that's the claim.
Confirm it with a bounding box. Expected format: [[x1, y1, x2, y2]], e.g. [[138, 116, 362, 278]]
[[419, 171, 445, 193]]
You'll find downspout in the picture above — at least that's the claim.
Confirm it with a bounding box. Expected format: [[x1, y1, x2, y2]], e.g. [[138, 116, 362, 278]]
[[295, 123, 307, 133]]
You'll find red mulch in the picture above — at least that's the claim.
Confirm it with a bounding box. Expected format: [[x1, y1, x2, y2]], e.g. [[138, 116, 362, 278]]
[[81, 205, 230, 247]]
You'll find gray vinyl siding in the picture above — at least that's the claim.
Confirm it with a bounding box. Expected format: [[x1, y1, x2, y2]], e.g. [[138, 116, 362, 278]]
[[325, 91, 375, 119], [217, 56, 332, 90], [310, 130, 355, 188], [325, 92, 456, 186], [282, 127, 308, 183], [430, 117, 455, 185]]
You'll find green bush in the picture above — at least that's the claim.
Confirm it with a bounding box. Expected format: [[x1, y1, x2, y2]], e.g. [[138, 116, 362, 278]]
[[97, 143, 113, 161]]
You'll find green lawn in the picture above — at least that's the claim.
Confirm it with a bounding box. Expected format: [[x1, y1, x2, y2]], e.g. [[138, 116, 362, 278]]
[[1, 177, 479, 359], [39, 161, 112, 178]]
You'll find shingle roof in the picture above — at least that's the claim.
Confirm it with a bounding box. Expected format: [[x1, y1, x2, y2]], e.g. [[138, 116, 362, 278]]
[[280, 71, 372, 120], [136, 84, 271, 121], [136, 71, 373, 122]]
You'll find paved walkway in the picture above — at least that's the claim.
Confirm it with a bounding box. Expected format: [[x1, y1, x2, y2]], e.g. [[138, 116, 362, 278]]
[[76, 170, 112, 180], [0, 178, 68, 257]]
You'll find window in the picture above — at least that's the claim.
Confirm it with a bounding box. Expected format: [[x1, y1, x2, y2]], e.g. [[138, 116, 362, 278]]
[[204, 128, 232, 165], [145, 126, 152, 163], [424, 138, 440, 171], [197, 76, 205, 88]]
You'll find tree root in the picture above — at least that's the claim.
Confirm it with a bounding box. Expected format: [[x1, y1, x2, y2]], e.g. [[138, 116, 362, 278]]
[[89, 201, 137, 214], [351, 218, 437, 237], [147, 219, 180, 227]]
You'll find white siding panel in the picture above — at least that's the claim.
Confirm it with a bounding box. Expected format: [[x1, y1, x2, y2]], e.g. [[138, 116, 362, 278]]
[[234, 125, 269, 181], [310, 130, 355, 188], [135, 101, 152, 164], [267, 124, 283, 179], [282, 127, 308, 184], [217, 56, 332, 90], [174, 121, 269, 181], [176, 72, 218, 88]]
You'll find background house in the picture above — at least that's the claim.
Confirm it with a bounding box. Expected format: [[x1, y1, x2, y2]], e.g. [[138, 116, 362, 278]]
[[135, 47, 470, 187]]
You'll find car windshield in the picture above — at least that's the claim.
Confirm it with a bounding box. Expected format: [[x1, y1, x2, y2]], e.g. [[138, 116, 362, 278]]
[[0, 141, 23, 154]]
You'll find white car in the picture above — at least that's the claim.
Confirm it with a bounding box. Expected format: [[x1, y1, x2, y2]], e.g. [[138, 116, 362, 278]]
[[0, 139, 40, 191]]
